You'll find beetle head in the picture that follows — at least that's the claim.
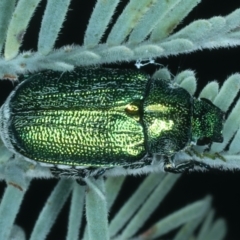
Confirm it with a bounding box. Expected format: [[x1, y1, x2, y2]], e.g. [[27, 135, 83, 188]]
[[192, 98, 224, 145]]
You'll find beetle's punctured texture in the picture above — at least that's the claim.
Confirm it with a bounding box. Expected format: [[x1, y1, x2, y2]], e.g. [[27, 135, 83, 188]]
[[0, 68, 224, 176]]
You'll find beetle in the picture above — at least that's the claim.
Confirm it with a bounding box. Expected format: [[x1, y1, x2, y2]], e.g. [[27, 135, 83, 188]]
[[0, 68, 224, 178]]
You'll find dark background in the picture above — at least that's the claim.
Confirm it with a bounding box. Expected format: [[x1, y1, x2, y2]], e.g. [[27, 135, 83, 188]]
[[1, 0, 240, 239]]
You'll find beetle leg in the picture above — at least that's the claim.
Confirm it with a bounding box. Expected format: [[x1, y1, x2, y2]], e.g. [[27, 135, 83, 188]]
[[164, 156, 195, 173], [50, 166, 102, 178]]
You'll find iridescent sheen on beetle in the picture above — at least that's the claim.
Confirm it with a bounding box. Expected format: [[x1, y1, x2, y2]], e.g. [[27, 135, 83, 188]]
[[0, 68, 224, 177]]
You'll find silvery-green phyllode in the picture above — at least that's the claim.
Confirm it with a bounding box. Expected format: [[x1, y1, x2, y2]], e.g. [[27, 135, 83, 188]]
[[0, 68, 224, 178]]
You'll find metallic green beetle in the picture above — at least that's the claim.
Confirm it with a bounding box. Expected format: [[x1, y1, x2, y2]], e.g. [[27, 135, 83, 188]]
[[0, 68, 224, 178]]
